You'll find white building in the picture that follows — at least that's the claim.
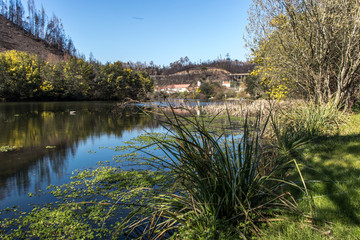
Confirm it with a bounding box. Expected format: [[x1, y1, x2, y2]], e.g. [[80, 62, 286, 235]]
[[160, 84, 191, 93], [222, 81, 231, 88]]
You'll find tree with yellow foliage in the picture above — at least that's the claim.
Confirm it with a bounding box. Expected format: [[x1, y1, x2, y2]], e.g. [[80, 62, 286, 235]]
[[248, 0, 360, 108], [0, 50, 43, 100], [0, 50, 154, 101]]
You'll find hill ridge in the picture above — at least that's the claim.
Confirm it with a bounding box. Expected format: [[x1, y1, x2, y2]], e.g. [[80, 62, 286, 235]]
[[0, 14, 64, 63]]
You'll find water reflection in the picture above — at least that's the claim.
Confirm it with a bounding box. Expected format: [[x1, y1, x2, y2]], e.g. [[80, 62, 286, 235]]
[[0, 102, 159, 203]]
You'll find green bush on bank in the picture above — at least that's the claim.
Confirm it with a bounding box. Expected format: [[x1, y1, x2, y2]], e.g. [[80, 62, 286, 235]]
[[281, 101, 347, 138], [119, 106, 317, 239]]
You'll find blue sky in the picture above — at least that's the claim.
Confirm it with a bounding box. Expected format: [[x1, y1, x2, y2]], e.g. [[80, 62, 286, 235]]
[[31, 0, 252, 65]]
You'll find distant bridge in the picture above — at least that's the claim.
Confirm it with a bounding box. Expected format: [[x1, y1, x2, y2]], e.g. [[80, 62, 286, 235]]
[[228, 73, 250, 81]]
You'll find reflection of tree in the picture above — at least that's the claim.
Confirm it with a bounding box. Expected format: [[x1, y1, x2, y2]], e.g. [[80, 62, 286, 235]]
[[0, 143, 72, 200], [0, 102, 159, 201]]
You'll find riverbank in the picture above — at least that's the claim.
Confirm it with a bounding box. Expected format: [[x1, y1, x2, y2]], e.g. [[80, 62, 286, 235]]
[[0, 102, 359, 239]]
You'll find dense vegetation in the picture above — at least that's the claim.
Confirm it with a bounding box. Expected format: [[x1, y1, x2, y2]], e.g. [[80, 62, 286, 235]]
[[1, 0, 360, 238], [247, 0, 360, 108], [1, 101, 357, 239], [0, 50, 153, 101]]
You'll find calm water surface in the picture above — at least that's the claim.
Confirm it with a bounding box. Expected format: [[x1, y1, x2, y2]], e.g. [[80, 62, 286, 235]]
[[0, 101, 162, 211]]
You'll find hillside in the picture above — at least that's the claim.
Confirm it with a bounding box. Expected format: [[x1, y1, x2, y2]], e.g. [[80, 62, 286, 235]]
[[171, 67, 231, 76], [152, 67, 234, 86], [0, 15, 64, 63]]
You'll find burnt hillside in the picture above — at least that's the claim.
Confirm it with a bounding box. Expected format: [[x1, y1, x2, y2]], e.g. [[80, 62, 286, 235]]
[[152, 67, 232, 86], [0, 15, 64, 63]]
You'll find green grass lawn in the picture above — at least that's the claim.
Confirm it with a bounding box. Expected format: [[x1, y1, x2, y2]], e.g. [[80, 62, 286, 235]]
[[263, 114, 360, 239]]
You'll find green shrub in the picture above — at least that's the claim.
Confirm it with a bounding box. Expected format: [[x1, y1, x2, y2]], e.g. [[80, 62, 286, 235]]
[[123, 107, 305, 239], [281, 101, 346, 139]]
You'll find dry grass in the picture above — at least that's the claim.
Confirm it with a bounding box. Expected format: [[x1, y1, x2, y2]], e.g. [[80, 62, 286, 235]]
[[199, 99, 304, 117]]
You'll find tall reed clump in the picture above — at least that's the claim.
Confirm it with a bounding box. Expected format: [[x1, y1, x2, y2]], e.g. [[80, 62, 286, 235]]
[[120, 107, 306, 239], [281, 101, 347, 139]]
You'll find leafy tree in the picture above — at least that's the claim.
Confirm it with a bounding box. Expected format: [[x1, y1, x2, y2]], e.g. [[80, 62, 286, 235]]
[[0, 50, 43, 100], [94, 61, 124, 100], [93, 62, 153, 100], [248, 0, 360, 108], [198, 82, 213, 97], [61, 57, 94, 99], [199, 82, 221, 99], [138, 71, 154, 93], [0, 51, 154, 101], [245, 74, 267, 99]]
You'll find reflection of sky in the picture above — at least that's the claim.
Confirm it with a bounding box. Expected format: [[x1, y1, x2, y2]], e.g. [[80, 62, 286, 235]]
[[67, 127, 166, 171], [0, 126, 165, 211], [0, 100, 226, 212], [0, 101, 161, 208]]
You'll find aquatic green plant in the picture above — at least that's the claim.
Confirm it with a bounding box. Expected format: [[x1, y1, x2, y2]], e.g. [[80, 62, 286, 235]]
[[0, 162, 172, 239], [0, 104, 327, 239], [45, 145, 56, 149], [121, 107, 307, 239], [0, 145, 22, 152]]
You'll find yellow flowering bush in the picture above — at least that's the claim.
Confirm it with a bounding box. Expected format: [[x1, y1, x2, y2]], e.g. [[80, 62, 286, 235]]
[[0, 50, 42, 99], [40, 81, 54, 92], [0, 50, 154, 101], [249, 17, 291, 101]]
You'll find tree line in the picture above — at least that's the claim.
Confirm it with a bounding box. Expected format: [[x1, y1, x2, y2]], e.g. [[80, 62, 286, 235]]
[[0, 50, 153, 101], [0, 0, 76, 55], [122, 55, 254, 76]]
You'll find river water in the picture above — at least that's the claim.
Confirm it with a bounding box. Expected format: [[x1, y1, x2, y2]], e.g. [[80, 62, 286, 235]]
[[0, 100, 215, 211], [0, 101, 165, 211]]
